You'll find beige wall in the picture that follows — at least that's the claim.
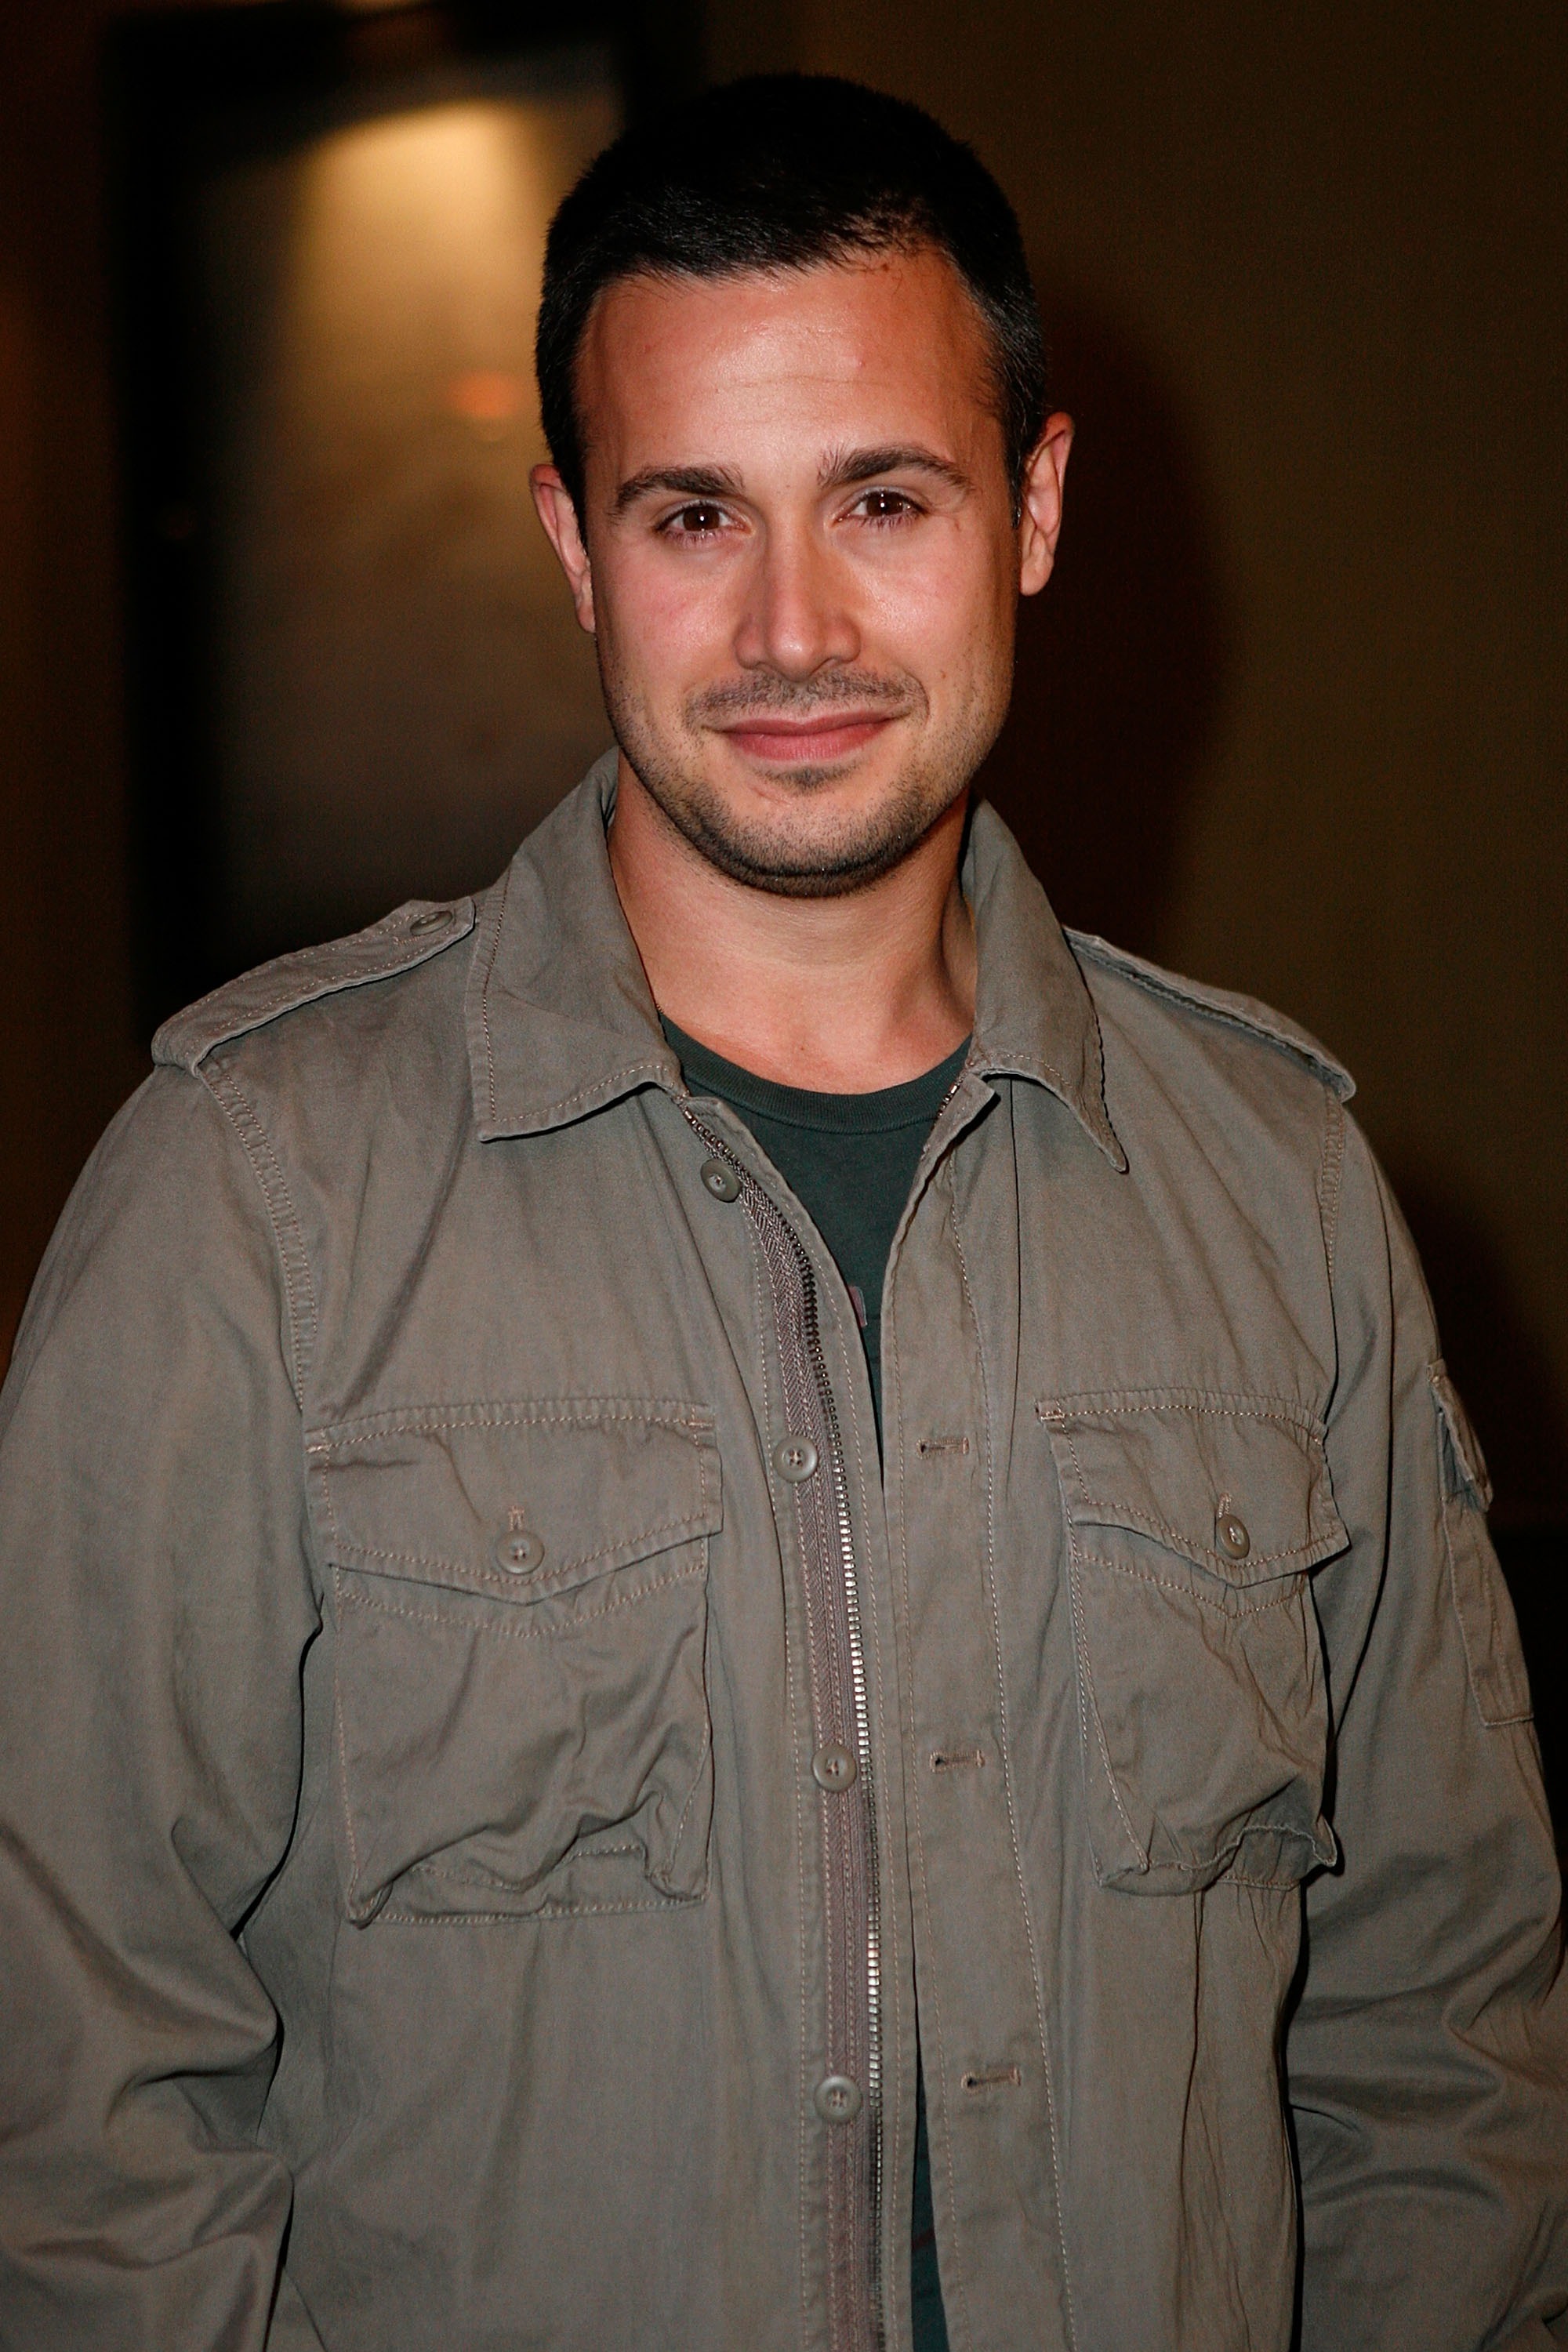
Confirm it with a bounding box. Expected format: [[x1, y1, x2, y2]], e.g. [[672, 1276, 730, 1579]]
[[2, 2, 1563, 1521]]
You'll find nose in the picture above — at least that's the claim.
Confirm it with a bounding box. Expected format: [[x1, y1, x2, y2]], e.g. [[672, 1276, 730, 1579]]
[[732, 517, 860, 679]]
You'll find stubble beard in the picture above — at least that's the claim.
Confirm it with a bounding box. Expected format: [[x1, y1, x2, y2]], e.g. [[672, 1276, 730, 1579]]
[[597, 648, 1009, 899]]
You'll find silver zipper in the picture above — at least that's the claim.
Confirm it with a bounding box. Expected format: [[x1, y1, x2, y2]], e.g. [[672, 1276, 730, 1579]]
[[682, 1105, 884, 2352]]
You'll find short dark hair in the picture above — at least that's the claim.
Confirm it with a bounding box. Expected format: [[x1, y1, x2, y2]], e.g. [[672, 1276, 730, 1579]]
[[536, 74, 1047, 518]]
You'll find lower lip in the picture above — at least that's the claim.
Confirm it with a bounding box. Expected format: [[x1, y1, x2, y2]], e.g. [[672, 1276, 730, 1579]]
[[720, 717, 893, 764]]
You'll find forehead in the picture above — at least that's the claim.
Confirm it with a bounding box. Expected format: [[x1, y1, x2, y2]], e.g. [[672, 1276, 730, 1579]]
[[574, 247, 1000, 477]]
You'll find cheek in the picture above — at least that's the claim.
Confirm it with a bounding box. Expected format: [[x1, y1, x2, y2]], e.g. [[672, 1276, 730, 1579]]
[[860, 539, 1012, 695], [597, 548, 740, 693]]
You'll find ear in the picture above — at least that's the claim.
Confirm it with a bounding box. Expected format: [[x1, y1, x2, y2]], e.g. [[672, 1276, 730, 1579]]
[[531, 466, 597, 633], [1018, 412, 1074, 597]]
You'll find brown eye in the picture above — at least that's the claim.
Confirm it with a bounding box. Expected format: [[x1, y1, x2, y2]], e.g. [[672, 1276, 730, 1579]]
[[670, 503, 726, 535], [857, 488, 918, 522]]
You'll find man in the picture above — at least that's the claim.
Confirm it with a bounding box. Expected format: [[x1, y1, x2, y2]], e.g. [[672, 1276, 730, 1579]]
[[0, 73, 1563, 2352]]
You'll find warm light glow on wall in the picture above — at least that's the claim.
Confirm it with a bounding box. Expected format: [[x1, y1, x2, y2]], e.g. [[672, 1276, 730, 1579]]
[[285, 101, 561, 426], [202, 74, 618, 953]]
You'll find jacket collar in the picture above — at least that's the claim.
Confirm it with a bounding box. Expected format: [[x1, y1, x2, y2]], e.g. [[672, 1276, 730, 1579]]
[[466, 750, 1125, 1169]]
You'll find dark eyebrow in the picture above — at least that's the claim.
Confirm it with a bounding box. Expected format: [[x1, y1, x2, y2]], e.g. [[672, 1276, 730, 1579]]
[[818, 445, 972, 496], [612, 464, 744, 515]]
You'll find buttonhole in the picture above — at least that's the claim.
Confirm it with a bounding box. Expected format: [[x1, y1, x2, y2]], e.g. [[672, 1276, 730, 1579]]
[[917, 1436, 971, 1457], [960, 2064, 1022, 2092], [848, 1283, 869, 1330], [929, 1747, 985, 1772]]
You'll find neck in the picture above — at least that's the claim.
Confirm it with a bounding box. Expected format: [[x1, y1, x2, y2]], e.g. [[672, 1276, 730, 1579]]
[[608, 755, 976, 1092]]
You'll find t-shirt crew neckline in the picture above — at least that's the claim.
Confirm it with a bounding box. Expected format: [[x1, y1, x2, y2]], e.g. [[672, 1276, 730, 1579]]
[[659, 1019, 971, 1130]]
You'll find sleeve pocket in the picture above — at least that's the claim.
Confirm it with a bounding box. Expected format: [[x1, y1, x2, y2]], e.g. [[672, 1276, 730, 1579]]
[[1039, 1389, 1347, 1893], [308, 1398, 721, 1922], [1430, 1363, 1532, 1728]]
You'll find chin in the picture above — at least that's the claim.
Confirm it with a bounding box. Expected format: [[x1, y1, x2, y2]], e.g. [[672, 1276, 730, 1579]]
[[683, 795, 956, 898]]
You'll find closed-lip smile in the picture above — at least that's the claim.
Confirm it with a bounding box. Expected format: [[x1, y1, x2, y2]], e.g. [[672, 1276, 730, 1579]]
[[716, 711, 900, 762]]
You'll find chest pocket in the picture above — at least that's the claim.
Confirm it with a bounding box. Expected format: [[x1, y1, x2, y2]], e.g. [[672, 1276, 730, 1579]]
[[1039, 1390, 1348, 1893], [308, 1399, 721, 1923]]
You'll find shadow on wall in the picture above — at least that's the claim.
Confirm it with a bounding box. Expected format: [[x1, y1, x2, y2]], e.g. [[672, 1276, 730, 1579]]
[[976, 283, 1226, 960]]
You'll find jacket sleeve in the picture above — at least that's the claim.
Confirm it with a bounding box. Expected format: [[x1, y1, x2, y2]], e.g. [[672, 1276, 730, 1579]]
[[0, 1068, 325, 2350], [1290, 1108, 1568, 2350]]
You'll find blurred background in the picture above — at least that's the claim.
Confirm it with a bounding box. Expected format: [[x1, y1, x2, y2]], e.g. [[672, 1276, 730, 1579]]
[[1, 2, 1563, 1820]]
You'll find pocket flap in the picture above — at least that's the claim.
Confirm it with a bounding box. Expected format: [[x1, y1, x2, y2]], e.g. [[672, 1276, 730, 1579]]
[[1037, 1388, 1346, 1588], [308, 1398, 721, 1605]]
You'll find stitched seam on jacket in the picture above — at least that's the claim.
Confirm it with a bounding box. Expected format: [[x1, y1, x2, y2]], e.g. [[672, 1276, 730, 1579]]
[[665, 1710, 713, 1877], [333, 1677, 365, 1907], [155, 901, 472, 1067], [1068, 1511, 1317, 1576], [310, 1403, 717, 1594], [1067, 1544, 1149, 1867], [1037, 1389, 1325, 1436], [1318, 1087, 1347, 1290], [336, 1556, 705, 1640], [527, 1061, 673, 1123], [310, 1398, 713, 1445], [1153, 1841, 1317, 1879], [951, 1189, 1080, 2351], [201, 1056, 320, 1403], [1065, 932, 1351, 1093], [416, 1842, 644, 1893], [477, 862, 510, 1123], [1043, 1401, 1331, 1575], [326, 1515, 708, 1589], [377, 1893, 704, 1924], [1073, 1548, 1306, 1615]]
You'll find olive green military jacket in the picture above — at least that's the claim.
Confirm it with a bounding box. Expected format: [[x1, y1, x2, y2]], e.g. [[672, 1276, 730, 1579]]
[[2, 757, 1564, 2352]]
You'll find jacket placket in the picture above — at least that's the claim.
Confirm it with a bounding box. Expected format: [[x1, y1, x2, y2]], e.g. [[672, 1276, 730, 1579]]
[[682, 1105, 884, 2352]]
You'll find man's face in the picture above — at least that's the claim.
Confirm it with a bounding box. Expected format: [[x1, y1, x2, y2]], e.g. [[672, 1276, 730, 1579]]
[[533, 245, 1068, 895]]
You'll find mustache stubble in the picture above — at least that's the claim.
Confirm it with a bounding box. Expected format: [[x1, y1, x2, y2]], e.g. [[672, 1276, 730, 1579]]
[[685, 665, 926, 734]]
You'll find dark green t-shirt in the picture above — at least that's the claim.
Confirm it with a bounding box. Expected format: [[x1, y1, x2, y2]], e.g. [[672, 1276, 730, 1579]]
[[662, 1020, 968, 1437], [662, 1017, 965, 2352]]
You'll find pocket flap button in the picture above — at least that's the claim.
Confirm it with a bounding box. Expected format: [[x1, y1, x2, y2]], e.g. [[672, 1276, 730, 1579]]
[[494, 1528, 546, 1575], [699, 1157, 741, 1202], [812, 1743, 858, 1791], [1217, 1510, 1251, 1562], [813, 2073, 862, 2124], [773, 1436, 818, 1484]]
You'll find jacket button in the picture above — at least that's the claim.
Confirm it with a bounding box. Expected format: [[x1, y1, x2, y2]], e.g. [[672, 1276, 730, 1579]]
[[812, 1743, 858, 1791], [699, 1157, 742, 1202], [407, 905, 454, 935], [494, 1529, 545, 1574], [772, 1436, 818, 1483], [1217, 1511, 1251, 1561], [813, 2073, 862, 2124]]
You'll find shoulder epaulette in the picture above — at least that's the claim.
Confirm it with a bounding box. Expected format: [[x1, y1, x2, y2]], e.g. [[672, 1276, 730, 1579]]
[[1066, 928, 1355, 1102], [152, 896, 476, 1076]]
